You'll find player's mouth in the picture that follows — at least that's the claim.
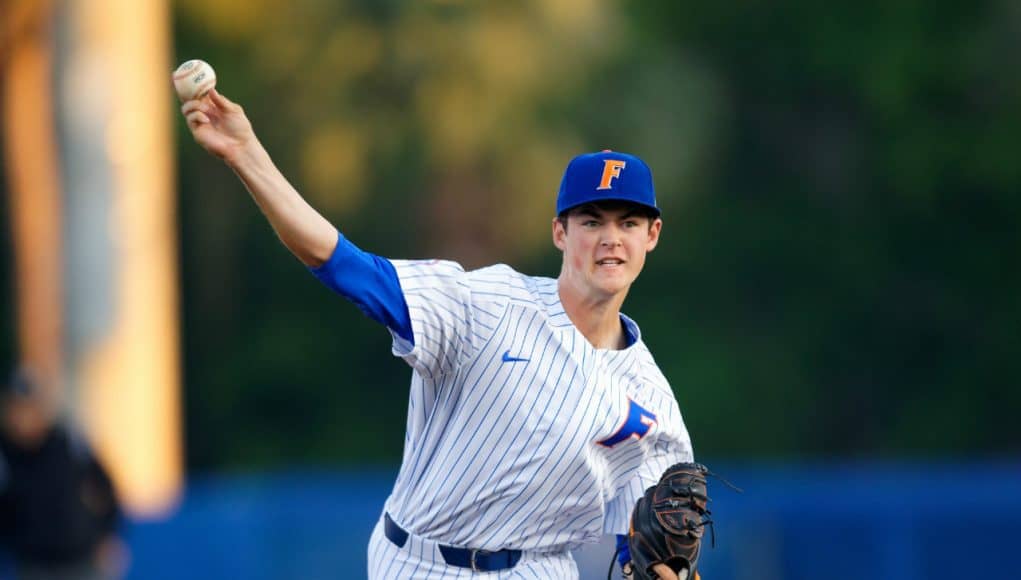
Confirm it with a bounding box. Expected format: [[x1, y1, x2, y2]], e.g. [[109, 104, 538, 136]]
[[596, 258, 626, 267]]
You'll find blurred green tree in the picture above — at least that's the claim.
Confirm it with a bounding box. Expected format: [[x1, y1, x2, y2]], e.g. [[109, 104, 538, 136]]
[[171, 0, 1021, 470]]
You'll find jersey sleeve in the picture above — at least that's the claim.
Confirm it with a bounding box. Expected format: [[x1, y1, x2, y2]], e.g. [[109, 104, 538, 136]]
[[309, 232, 413, 342], [603, 392, 694, 536], [388, 259, 474, 378]]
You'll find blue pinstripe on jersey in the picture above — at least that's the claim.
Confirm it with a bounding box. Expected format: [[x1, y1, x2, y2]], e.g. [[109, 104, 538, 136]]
[[365, 261, 692, 578], [351, 260, 694, 575]]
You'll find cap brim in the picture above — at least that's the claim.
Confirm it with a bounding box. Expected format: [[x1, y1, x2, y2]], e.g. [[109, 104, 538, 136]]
[[558, 196, 661, 217]]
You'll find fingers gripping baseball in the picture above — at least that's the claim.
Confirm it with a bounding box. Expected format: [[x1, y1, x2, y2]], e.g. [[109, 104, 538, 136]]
[[183, 103, 210, 130], [179, 89, 254, 162]]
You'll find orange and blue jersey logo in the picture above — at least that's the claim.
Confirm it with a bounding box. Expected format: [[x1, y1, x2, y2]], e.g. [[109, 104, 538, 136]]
[[598, 398, 657, 447]]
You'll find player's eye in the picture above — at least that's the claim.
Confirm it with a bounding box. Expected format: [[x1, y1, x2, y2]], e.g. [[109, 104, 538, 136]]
[[582, 220, 600, 227]]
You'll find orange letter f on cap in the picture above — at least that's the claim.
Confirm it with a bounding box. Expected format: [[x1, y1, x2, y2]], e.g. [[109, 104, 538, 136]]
[[597, 159, 627, 190]]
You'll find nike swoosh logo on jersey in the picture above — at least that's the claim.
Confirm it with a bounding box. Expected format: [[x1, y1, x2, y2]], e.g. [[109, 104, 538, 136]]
[[501, 350, 530, 363]]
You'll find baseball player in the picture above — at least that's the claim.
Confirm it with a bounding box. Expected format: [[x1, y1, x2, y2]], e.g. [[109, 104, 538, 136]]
[[180, 88, 695, 579]]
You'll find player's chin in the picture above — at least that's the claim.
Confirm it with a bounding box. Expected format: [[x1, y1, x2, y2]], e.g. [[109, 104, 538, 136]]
[[590, 271, 634, 295]]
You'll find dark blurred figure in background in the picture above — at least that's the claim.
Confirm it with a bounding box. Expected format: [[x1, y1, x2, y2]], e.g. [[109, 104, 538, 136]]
[[0, 368, 126, 580]]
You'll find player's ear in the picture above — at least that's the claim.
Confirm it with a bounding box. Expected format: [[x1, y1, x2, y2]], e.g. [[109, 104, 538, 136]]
[[552, 217, 567, 251], [645, 217, 662, 252]]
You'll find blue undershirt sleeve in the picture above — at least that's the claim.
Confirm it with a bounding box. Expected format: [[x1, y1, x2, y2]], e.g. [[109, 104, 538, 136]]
[[308, 231, 414, 343]]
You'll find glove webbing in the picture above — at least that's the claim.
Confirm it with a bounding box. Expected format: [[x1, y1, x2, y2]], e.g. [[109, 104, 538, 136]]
[[609, 465, 742, 579]]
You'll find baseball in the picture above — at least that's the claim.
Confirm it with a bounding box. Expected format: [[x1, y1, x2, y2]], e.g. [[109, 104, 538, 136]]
[[173, 59, 216, 102]]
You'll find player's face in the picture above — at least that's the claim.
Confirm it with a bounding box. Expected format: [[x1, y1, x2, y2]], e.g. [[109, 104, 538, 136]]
[[552, 203, 662, 300]]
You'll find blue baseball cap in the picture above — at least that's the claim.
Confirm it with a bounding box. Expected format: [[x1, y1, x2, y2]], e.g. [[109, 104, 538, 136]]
[[556, 150, 659, 216]]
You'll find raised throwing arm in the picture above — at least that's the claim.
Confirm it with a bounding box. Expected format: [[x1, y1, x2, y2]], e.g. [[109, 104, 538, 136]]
[[180, 89, 337, 267]]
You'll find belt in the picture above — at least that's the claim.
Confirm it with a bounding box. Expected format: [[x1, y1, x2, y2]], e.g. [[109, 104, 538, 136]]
[[384, 512, 522, 573]]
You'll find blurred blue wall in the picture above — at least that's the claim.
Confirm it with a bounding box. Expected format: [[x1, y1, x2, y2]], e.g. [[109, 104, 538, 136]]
[[124, 463, 1021, 579]]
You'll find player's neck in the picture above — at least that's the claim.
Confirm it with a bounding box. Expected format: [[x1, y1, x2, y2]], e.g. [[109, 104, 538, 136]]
[[557, 277, 629, 350]]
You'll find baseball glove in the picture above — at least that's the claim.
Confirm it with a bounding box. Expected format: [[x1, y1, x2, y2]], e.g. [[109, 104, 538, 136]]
[[627, 462, 713, 580]]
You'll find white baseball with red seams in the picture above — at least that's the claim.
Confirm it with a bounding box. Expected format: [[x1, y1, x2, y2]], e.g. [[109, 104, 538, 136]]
[[173, 59, 216, 102]]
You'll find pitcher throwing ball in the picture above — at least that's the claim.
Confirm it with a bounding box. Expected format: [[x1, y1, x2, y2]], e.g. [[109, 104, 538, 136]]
[[181, 86, 701, 579]]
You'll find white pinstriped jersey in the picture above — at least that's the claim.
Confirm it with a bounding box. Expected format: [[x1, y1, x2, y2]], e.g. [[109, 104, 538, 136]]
[[381, 260, 694, 553]]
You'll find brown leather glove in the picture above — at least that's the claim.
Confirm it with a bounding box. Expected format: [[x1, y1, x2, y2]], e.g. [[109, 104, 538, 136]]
[[627, 463, 711, 580]]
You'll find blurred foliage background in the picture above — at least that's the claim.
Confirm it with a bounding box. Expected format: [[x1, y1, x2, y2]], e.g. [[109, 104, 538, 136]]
[[7, 0, 1020, 473]]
